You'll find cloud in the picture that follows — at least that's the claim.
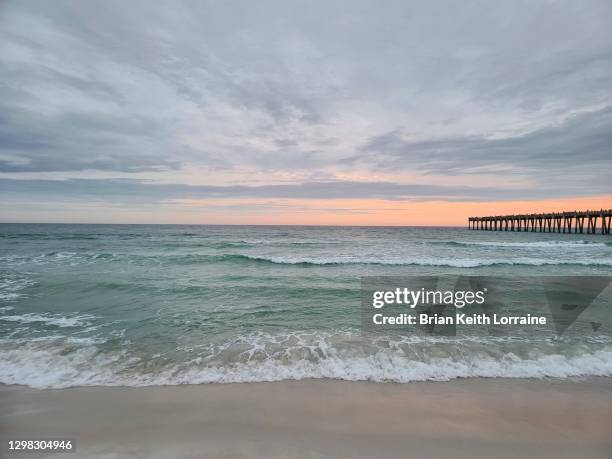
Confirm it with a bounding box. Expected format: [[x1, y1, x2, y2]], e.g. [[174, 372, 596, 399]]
[[0, 0, 611, 220], [357, 105, 612, 174], [0, 106, 182, 172], [0, 177, 606, 203]]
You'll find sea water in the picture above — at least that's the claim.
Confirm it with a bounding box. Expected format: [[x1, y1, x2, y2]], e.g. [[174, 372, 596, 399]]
[[1, 223, 611, 388]]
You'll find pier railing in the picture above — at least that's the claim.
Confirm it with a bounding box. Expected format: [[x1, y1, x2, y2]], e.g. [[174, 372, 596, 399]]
[[468, 209, 612, 234]]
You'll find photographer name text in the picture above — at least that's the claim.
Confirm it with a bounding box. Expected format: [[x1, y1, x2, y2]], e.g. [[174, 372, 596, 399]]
[[372, 312, 546, 325]]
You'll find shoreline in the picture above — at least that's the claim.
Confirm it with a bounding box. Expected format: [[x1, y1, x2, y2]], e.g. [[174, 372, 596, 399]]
[[1, 374, 610, 391], [2, 377, 611, 458]]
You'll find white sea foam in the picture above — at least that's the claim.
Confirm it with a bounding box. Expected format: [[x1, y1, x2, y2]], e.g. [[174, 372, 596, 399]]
[[0, 275, 36, 301], [0, 312, 96, 328], [166, 349, 612, 385], [0, 345, 132, 388], [0, 252, 114, 267], [243, 254, 612, 267], [446, 240, 610, 248], [1, 334, 611, 389], [237, 238, 341, 245]]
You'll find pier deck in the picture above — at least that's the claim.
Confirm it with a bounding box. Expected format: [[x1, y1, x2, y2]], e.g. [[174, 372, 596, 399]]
[[468, 209, 612, 234]]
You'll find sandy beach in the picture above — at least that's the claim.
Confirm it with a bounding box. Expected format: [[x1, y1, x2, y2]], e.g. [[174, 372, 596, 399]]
[[1, 377, 611, 458]]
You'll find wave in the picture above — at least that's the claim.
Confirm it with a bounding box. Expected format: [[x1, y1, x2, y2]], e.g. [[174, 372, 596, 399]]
[[0, 233, 101, 240], [0, 312, 97, 328], [222, 254, 612, 268], [431, 240, 610, 248], [3, 250, 612, 269], [1, 251, 118, 266], [0, 274, 36, 301], [1, 332, 611, 388]]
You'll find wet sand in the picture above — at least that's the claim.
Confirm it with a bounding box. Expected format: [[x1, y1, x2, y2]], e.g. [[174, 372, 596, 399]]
[[1, 378, 611, 458]]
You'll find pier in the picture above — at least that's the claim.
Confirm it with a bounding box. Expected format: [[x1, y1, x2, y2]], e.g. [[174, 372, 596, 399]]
[[468, 209, 612, 234]]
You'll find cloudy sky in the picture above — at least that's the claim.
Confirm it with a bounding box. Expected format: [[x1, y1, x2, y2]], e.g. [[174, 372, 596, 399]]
[[1, 0, 611, 224]]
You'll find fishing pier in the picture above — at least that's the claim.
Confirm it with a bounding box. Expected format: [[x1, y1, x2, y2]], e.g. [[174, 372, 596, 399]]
[[468, 209, 612, 235]]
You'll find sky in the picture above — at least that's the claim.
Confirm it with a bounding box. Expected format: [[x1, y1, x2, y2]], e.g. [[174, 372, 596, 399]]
[[1, 0, 611, 225]]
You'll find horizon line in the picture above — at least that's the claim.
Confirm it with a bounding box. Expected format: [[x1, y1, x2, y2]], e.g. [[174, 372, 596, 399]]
[[0, 221, 468, 228]]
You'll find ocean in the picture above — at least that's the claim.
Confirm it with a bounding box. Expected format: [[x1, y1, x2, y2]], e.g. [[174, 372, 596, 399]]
[[1, 223, 611, 388]]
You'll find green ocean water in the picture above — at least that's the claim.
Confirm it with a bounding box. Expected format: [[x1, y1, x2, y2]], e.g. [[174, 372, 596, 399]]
[[1, 223, 611, 388]]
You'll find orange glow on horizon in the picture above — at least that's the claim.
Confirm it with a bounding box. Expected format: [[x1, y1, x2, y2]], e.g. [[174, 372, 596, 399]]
[[164, 195, 612, 226]]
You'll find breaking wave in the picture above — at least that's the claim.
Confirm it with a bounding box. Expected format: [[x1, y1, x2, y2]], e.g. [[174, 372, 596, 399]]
[[223, 254, 612, 268], [431, 240, 611, 248], [1, 331, 611, 389], [3, 251, 612, 268]]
